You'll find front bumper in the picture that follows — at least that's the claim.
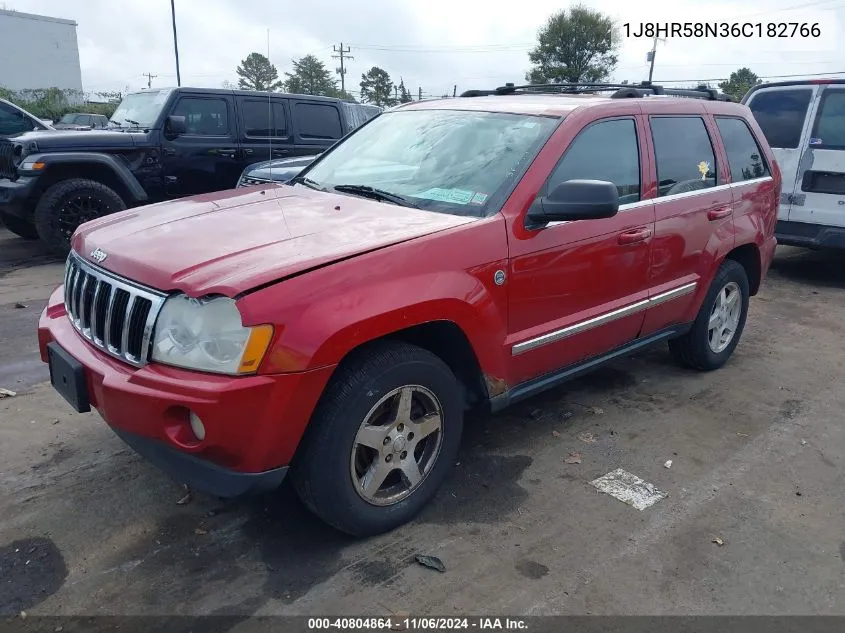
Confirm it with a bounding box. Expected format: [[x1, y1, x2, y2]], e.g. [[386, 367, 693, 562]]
[[0, 175, 38, 219], [38, 286, 335, 497]]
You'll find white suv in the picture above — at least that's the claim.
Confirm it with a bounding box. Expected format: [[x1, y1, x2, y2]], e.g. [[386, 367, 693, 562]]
[[743, 79, 845, 249]]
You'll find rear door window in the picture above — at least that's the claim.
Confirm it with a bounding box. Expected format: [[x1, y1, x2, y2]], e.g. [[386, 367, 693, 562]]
[[715, 117, 770, 182], [650, 117, 717, 196], [810, 89, 845, 149], [747, 89, 812, 149], [239, 98, 288, 138], [294, 103, 343, 139]]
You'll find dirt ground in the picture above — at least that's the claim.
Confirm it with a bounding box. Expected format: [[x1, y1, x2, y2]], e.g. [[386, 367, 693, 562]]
[[1, 225, 844, 618]]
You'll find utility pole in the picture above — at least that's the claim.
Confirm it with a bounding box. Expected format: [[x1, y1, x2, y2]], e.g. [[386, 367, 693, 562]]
[[394, 85, 399, 101], [332, 43, 353, 93], [646, 36, 666, 83], [453, 85, 457, 97], [170, 0, 181, 86], [418, 87, 422, 101], [143, 72, 157, 89]]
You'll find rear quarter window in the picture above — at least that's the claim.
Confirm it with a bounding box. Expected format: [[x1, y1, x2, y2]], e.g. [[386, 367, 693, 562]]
[[747, 89, 812, 149], [715, 117, 770, 183], [295, 103, 343, 139], [811, 89, 845, 149]]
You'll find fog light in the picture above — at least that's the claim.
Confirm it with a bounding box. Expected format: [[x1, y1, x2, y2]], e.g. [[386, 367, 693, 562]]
[[189, 411, 206, 441]]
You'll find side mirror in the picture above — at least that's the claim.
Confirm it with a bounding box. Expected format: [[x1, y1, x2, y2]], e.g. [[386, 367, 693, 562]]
[[526, 179, 619, 227], [165, 115, 186, 137]]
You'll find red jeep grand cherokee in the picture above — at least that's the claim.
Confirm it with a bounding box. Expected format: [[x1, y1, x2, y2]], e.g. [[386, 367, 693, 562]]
[[38, 83, 779, 536]]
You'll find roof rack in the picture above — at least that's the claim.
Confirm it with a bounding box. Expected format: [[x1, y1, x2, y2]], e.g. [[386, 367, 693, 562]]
[[459, 81, 733, 102]]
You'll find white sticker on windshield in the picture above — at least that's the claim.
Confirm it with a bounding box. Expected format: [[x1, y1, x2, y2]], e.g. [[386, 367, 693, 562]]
[[470, 192, 489, 205], [417, 188, 475, 205]]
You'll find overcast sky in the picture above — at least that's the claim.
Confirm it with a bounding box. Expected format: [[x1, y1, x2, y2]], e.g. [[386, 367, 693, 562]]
[[7, 0, 845, 98]]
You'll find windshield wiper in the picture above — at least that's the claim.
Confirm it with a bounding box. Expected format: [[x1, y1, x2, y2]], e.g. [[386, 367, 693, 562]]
[[293, 176, 326, 192], [125, 118, 141, 127], [332, 184, 419, 209]]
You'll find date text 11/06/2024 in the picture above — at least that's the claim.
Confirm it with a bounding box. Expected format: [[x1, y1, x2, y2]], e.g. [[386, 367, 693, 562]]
[[624, 22, 821, 38], [307, 617, 528, 630]]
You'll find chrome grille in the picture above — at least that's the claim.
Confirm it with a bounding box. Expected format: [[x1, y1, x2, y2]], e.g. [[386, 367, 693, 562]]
[[63, 253, 166, 367]]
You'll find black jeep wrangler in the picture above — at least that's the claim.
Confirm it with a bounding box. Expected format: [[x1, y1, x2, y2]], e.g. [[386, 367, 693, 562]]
[[0, 87, 373, 254]]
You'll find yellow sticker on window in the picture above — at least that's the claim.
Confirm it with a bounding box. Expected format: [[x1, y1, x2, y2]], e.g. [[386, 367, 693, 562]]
[[698, 161, 710, 180]]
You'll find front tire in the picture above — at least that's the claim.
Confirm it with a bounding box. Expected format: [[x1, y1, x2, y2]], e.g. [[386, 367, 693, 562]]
[[33, 178, 126, 256], [669, 259, 750, 371], [0, 210, 38, 240], [291, 342, 464, 536]]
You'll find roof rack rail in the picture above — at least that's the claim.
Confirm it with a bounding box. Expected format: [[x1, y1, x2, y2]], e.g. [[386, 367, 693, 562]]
[[459, 81, 733, 102]]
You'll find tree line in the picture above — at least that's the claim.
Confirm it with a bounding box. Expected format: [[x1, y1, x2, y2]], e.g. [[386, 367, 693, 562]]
[[234, 52, 413, 107], [0, 87, 120, 121]]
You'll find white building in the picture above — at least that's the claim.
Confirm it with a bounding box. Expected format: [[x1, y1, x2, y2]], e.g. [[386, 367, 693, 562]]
[[0, 9, 83, 96]]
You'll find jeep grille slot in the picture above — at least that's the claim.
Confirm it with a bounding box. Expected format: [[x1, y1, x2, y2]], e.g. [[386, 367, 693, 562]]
[[63, 253, 166, 367], [0, 140, 15, 179]]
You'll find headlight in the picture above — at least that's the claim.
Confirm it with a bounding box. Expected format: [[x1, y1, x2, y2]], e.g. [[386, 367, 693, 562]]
[[151, 294, 273, 375]]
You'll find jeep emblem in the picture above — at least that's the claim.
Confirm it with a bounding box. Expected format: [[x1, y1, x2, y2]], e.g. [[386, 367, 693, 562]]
[[90, 248, 108, 263]]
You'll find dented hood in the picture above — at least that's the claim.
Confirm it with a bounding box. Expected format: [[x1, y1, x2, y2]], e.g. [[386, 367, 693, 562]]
[[72, 186, 477, 296]]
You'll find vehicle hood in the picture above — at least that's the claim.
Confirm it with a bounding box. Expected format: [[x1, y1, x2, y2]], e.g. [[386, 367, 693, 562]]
[[243, 155, 319, 182], [72, 186, 478, 296], [13, 129, 144, 149]]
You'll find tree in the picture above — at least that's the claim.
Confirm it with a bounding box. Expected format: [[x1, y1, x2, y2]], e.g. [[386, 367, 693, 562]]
[[221, 80, 236, 90], [397, 77, 413, 103], [360, 67, 397, 107], [525, 5, 619, 84], [236, 52, 283, 92], [284, 55, 339, 96], [718, 68, 761, 102]]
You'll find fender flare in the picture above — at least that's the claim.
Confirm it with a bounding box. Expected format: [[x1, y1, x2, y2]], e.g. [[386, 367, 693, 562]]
[[26, 152, 148, 202]]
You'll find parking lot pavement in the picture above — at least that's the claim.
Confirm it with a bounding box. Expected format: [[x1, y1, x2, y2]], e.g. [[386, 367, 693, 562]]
[[1, 224, 844, 618]]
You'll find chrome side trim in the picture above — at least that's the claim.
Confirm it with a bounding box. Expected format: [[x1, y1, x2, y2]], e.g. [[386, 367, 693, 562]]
[[512, 281, 698, 356], [513, 299, 649, 356], [648, 281, 698, 307]]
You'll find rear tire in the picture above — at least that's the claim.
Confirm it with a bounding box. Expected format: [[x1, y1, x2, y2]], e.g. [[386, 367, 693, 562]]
[[34, 178, 126, 256], [669, 259, 749, 371], [290, 342, 464, 536], [0, 210, 38, 240]]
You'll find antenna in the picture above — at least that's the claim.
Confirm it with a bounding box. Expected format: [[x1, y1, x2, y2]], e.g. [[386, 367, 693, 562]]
[[267, 28, 272, 162]]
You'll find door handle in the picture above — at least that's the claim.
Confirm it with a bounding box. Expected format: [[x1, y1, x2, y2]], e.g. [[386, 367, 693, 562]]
[[271, 148, 292, 156], [162, 148, 176, 156], [707, 206, 732, 221], [243, 148, 254, 156], [618, 227, 652, 245], [217, 149, 237, 158]]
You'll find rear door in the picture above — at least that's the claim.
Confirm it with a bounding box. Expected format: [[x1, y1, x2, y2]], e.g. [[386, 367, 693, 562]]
[[790, 85, 845, 227], [236, 95, 294, 166], [290, 100, 345, 156], [745, 85, 817, 221], [639, 111, 735, 335]]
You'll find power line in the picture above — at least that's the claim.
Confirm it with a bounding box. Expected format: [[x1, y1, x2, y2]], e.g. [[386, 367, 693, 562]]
[[332, 42, 354, 93], [655, 69, 845, 83], [142, 72, 157, 88]]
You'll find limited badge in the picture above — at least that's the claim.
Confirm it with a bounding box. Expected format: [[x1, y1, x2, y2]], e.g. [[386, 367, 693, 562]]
[[697, 161, 710, 180]]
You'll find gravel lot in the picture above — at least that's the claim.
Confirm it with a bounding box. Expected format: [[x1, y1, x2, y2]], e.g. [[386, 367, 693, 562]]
[[1, 225, 843, 618]]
